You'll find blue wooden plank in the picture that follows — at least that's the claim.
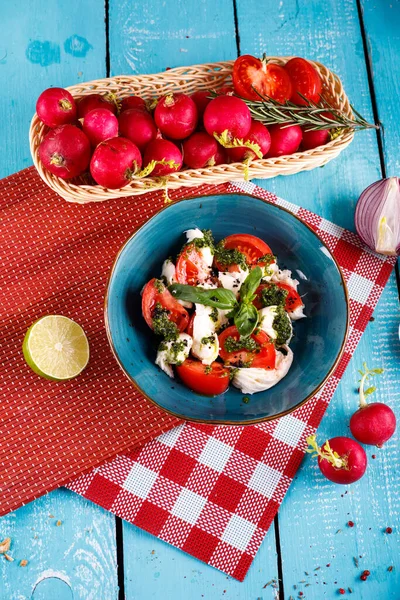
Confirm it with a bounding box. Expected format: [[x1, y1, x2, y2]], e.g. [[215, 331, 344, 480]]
[[235, 0, 400, 598], [0, 488, 119, 600], [360, 0, 400, 176], [0, 0, 106, 178], [0, 3, 119, 599], [108, 0, 237, 75], [123, 524, 279, 599]]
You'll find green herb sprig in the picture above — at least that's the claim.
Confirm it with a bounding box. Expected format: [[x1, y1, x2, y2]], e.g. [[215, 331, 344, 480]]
[[169, 266, 263, 337], [240, 90, 377, 132]]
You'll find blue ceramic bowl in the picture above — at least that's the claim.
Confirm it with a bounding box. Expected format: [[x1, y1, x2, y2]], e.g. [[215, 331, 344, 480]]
[[105, 193, 348, 424]]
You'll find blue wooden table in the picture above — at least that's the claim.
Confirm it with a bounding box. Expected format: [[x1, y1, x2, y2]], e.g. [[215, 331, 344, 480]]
[[1, 1, 399, 598]]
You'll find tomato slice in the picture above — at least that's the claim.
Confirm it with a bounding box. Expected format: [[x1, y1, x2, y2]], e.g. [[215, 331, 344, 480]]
[[253, 282, 303, 313], [214, 234, 273, 272], [186, 313, 195, 337], [284, 57, 322, 106], [176, 359, 230, 395], [218, 325, 275, 369], [176, 243, 211, 285], [232, 55, 292, 103], [142, 278, 189, 332]]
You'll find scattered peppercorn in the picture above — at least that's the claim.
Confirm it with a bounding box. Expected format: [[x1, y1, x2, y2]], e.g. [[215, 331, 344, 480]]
[[299, 593, 303, 597], [360, 570, 370, 581], [347, 521, 354, 527], [339, 589, 346, 595], [388, 566, 394, 572], [385, 527, 392, 534], [326, 564, 330, 567], [372, 454, 376, 459]]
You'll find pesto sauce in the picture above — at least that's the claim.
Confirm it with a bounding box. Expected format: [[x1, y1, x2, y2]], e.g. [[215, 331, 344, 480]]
[[189, 229, 215, 251], [224, 335, 257, 353], [273, 307, 292, 346], [201, 334, 216, 346], [204, 365, 213, 375], [257, 253, 276, 265], [153, 278, 165, 293], [152, 302, 179, 341], [209, 306, 218, 323], [260, 283, 288, 308], [214, 241, 247, 270]]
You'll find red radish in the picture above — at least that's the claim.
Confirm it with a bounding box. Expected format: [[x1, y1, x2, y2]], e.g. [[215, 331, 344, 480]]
[[266, 124, 303, 157], [154, 93, 198, 140], [77, 94, 117, 119], [301, 128, 330, 150], [350, 364, 396, 446], [307, 435, 367, 484], [36, 87, 77, 128], [182, 132, 218, 169], [143, 139, 182, 176], [120, 96, 147, 113], [215, 85, 234, 95], [39, 125, 91, 179], [203, 96, 251, 142], [83, 108, 119, 147], [90, 137, 142, 189], [190, 91, 212, 118], [226, 120, 271, 161], [118, 109, 157, 152], [214, 144, 227, 165]]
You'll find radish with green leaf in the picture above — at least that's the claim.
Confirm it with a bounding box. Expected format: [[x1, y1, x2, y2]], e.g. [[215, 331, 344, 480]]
[[307, 435, 367, 484], [350, 363, 396, 446]]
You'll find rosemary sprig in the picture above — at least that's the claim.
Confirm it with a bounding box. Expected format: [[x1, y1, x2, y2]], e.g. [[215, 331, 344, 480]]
[[239, 90, 378, 132]]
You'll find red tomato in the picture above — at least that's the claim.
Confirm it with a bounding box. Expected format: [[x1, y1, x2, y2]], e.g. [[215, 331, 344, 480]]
[[284, 57, 322, 105], [176, 243, 211, 285], [233, 55, 292, 103], [253, 282, 303, 312], [141, 278, 189, 332], [176, 359, 230, 395], [214, 233, 273, 272], [186, 313, 195, 337], [218, 326, 276, 369]]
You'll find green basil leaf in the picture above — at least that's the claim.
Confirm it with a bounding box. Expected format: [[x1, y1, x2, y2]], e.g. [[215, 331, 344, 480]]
[[234, 302, 259, 337], [239, 266, 263, 303], [169, 283, 238, 310]]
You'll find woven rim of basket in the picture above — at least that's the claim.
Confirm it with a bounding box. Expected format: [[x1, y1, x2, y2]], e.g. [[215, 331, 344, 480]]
[[29, 58, 355, 204]]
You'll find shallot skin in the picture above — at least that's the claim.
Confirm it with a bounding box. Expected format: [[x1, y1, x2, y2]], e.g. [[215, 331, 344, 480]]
[[355, 177, 400, 256]]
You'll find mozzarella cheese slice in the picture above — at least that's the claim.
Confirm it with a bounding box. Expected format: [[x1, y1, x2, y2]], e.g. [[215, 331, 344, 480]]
[[155, 333, 193, 378], [288, 305, 306, 320], [191, 304, 219, 365], [258, 306, 293, 343], [161, 259, 176, 285], [218, 267, 249, 298], [232, 346, 293, 394], [184, 228, 204, 244]]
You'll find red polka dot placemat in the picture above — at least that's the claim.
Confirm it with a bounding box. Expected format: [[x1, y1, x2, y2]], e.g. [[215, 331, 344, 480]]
[[64, 180, 396, 581]]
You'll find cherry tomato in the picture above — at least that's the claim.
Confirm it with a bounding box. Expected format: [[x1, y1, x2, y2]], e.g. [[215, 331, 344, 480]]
[[176, 359, 230, 395], [218, 326, 276, 369], [253, 282, 303, 312], [176, 243, 211, 285], [284, 57, 322, 105], [214, 233, 273, 272], [232, 55, 292, 103], [141, 278, 189, 332]]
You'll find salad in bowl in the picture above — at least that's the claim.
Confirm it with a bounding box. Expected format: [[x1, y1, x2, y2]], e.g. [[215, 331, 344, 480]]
[[141, 228, 305, 396]]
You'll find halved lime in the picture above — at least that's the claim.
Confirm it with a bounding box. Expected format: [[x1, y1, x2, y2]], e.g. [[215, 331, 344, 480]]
[[23, 315, 89, 381]]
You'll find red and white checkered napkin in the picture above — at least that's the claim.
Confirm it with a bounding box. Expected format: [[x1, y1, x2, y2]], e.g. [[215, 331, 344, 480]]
[[67, 181, 396, 581]]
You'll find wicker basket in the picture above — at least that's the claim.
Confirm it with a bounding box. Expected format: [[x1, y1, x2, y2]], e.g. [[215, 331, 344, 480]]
[[29, 58, 354, 204]]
